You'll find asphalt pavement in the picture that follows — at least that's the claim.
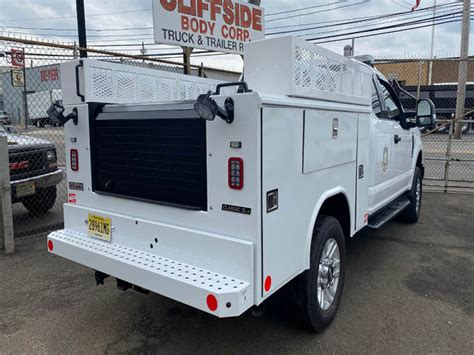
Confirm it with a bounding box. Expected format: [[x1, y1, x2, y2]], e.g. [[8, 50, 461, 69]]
[[1, 192, 473, 354]]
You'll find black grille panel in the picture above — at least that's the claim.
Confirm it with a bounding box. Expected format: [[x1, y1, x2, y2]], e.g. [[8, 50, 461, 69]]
[[9, 149, 50, 181], [90, 103, 207, 210]]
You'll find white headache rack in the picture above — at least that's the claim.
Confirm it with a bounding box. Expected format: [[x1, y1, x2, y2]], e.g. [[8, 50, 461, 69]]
[[61, 59, 222, 106], [48, 229, 252, 317], [244, 36, 373, 106]]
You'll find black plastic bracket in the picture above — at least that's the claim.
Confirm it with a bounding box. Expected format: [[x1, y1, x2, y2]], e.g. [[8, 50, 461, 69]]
[[215, 81, 251, 95], [75, 60, 85, 102]]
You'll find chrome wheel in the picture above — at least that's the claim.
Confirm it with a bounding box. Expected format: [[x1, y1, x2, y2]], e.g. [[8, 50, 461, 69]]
[[415, 179, 422, 214], [317, 238, 340, 311]]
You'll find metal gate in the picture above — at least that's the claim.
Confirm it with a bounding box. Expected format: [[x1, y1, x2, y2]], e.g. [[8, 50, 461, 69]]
[[422, 117, 474, 192]]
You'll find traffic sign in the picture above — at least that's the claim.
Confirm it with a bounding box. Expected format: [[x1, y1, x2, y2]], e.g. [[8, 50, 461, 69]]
[[11, 69, 25, 87], [11, 48, 25, 67]]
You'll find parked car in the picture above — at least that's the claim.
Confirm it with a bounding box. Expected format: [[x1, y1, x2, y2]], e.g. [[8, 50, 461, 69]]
[[1, 125, 63, 215]]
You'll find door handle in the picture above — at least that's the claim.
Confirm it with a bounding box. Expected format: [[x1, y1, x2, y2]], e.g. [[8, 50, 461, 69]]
[[394, 135, 402, 144]]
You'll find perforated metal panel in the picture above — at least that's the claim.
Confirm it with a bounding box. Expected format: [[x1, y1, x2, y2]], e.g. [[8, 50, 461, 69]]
[[62, 59, 221, 105], [294, 44, 365, 99], [245, 36, 373, 106], [91, 67, 113, 99]]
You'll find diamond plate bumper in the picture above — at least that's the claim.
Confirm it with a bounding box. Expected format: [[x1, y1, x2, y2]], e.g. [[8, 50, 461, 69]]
[[48, 229, 253, 317]]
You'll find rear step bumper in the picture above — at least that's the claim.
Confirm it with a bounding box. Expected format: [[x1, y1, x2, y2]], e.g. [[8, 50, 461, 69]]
[[48, 229, 253, 317]]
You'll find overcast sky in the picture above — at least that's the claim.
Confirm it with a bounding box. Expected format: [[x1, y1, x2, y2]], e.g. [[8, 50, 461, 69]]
[[0, 0, 472, 71]]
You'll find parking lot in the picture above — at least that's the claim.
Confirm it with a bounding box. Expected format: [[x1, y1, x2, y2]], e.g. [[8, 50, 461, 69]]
[[1, 192, 473, 354]]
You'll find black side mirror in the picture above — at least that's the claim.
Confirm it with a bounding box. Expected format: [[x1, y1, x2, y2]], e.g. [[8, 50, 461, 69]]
[[416, 99, 435, 127]]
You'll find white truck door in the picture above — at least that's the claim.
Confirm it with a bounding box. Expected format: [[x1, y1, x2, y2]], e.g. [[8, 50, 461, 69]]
[[377, 79, 413, 184], [369, 77, 410, 212]]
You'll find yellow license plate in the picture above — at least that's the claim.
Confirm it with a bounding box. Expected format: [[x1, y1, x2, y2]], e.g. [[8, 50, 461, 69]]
[[88, 214, 112, 242], [16, 182, 36, 198]]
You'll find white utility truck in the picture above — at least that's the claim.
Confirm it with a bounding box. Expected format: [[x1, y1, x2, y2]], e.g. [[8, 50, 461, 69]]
[[47, 37, 434, 332]]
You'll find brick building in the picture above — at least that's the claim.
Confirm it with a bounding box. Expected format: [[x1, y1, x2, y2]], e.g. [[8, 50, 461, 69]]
[[375, 57, 474, 86]]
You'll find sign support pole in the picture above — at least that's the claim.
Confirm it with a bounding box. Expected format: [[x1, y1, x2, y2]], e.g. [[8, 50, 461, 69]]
[[76, 0, 87, 58], [22, 49, 28, 130], [182, 47, 194, 75], [454, 0, 471, 139]]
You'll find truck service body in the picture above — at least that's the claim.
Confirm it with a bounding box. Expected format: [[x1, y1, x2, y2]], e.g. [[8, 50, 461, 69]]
[[48, 37, 431, 331]]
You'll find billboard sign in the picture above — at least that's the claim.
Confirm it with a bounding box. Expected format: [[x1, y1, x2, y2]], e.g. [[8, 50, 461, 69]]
[[153, 0, 265, 54]]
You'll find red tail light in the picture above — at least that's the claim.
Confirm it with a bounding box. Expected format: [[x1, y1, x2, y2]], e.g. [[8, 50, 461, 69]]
[[70, 149, 79, 171], [228, 157, 244, 190]]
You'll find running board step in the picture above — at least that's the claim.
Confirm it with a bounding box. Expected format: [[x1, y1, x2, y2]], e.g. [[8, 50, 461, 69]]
[[368, 195, 411, 230]]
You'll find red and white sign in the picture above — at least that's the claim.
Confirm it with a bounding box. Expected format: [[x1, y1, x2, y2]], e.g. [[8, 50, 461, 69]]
[[152, 0, 265, 54], [40, 67, 59, 82], [11, 48, 25, 67]]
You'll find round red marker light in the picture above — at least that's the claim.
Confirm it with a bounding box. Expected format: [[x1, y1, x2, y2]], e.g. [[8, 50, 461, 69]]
[[47, 240, 54, 252], [264, 276, 272, 292], [206, 294, 218, 312]]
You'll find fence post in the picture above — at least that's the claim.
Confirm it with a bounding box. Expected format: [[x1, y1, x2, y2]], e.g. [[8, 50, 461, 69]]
[[443, 115, 455, 193], [416, 60, 423, 100], [0, 136, 14, 254], [182, 47, 193, 75]]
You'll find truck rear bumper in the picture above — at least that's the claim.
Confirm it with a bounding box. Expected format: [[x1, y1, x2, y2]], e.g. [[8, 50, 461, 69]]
[[48, 229, 253, 318]]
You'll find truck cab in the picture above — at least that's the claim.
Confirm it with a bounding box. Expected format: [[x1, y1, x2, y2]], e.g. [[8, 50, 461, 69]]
[[47, 37, 434, 332], [369, 71, 425, 219]]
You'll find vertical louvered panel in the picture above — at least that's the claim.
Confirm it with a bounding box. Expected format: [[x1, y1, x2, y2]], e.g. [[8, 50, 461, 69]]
[[90, 105, 207, 210]]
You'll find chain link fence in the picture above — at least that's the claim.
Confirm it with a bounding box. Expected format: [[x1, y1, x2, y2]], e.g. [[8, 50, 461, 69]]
[[0, 35, 240, 237], [375, 58, 474, 192], [1, 35, 473, 239]]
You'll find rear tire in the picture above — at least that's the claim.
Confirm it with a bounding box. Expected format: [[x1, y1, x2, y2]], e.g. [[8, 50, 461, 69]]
[[22, 186, 57, 215], [293, 215, 346, 332], [399, 167, 423, 224]]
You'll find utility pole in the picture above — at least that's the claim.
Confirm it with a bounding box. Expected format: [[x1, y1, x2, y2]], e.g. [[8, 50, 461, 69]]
[[76, 0, 87, 58], [428, 0, 437, 85], [454, 0, 471, 139]]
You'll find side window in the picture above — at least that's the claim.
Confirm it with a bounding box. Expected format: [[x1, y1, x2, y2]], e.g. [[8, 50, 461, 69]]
[[379, 80, 401, 120], [372, 82, 383, 118]]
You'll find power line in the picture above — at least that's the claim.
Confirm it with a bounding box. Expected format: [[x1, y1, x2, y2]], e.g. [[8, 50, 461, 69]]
[[266, 1, 458, 30], [266, 0, 371, 23], [2, 31, 155, 38], [1, 25, 153, 32], [267, 2, 461, 35], [291, 10, 463, 39], [314, 16, 472, 44], [390, 0, 411, 10], [0, 8, 151, 22], [305, 11, 470, 41], [266, 1, 345, 17]]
